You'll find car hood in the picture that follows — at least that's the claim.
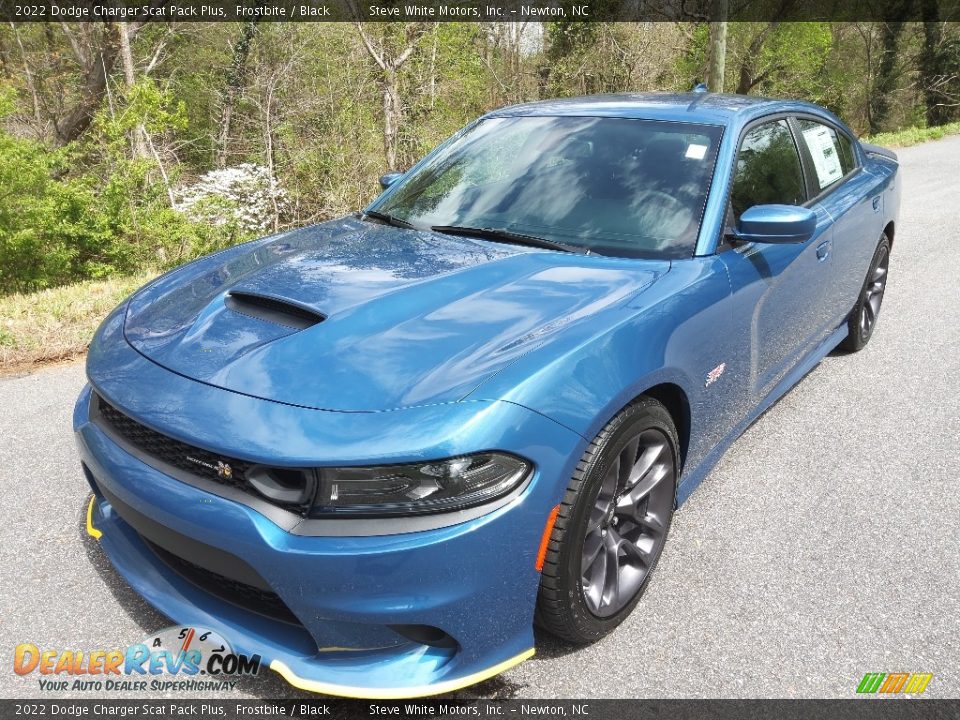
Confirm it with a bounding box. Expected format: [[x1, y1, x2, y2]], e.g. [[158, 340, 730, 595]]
[[124, 216, 668, 411]]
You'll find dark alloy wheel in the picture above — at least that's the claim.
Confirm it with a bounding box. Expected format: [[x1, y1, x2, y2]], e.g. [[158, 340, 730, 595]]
[[536, 398, 678, 643], [580, 427, 675, 617], [840, 234, 891, 352]]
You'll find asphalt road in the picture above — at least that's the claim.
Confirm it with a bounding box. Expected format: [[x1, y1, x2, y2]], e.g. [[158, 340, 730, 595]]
[[1, 135, 958, 702]]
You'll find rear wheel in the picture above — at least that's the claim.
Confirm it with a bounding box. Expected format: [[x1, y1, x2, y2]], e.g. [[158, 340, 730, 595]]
[[840, 234, 890, 352], [535, 398, 678, 644]]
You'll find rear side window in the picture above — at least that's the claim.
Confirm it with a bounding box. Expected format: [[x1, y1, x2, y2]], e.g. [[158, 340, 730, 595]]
[[795, 118, 857, 191], [730, 120, 806, 221], [836, 131, 857, 173]]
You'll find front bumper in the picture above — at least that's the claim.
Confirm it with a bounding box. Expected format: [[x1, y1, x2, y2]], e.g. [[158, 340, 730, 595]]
[[74, 324, 584, 697]]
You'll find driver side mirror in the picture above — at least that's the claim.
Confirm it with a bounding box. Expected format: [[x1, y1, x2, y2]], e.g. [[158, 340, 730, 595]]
[[734, 204, 817, 244], [379, 172, 404, 190]]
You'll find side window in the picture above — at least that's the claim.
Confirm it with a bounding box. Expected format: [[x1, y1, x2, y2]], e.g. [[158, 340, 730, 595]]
[[730, 120, 806, 221], [795, 118, 856, 191], [836, 130, 858, 174]]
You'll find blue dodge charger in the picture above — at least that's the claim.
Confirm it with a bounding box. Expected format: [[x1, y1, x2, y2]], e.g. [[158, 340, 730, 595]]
[[75, 92, 900, 697]]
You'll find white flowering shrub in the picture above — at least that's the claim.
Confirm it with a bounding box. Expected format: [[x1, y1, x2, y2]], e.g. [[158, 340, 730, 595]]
[[177, 164, 288, 233]]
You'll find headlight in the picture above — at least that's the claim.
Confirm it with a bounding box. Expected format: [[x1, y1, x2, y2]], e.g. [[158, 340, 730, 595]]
[[308, 452, 530, 518]]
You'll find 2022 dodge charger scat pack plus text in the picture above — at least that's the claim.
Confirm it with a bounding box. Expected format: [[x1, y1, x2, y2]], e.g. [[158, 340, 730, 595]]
[[75, 92, 900, 698]]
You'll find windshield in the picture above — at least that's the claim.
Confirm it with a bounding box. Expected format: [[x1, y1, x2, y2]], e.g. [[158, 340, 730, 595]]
[[371, 115, 724, 259]]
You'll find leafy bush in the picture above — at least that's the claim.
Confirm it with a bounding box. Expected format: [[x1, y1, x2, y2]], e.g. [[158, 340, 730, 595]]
[[0, 82, 251, 294], [0, 110, 122, 291]]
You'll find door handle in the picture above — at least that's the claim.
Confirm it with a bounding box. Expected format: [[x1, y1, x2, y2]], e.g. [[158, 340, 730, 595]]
[[816, 241, 831, 261], [872, 195, 881, 212]]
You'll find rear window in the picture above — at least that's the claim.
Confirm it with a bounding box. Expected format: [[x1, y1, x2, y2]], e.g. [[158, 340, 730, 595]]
[[795, 118, 857, 190]]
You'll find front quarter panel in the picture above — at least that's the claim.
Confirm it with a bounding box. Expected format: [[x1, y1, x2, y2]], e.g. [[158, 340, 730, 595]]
[[468, 256, 739, 501]]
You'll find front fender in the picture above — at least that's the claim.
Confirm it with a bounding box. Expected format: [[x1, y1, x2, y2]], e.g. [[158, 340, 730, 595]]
[[468, 256, 738, 498]]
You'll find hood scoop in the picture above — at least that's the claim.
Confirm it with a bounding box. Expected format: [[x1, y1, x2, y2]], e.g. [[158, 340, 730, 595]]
[[224, 292, 326, 331]]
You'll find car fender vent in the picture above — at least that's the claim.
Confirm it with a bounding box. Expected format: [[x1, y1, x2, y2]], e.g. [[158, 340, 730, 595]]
[[225, 292, 325, 330]]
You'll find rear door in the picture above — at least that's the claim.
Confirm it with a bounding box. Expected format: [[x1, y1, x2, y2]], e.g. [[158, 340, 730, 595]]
[[719, 118, 835, 400], [791, 116, 883, 325]]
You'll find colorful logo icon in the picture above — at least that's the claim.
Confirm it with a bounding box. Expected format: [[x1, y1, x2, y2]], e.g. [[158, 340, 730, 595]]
[[856, 672, 933, 694]]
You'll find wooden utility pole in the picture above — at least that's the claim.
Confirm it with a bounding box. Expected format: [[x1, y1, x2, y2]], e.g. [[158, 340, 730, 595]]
[[706, 0, 728, 93]]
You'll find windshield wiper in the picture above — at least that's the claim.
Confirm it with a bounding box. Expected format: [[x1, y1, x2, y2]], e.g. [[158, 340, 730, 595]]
[[362, 210, 416, 229], [431, 225, 584, 254]]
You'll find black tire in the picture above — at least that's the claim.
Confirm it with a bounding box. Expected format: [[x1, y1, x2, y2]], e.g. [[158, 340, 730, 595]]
[[535, 397, 678, 644], [839, 234, 891, 352]]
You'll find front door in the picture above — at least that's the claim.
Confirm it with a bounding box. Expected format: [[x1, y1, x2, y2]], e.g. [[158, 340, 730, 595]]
[[719, 118, 835, 400]]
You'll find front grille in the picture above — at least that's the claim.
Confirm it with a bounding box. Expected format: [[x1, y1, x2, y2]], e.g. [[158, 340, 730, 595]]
[[94, 394, 256, 494], [143, 538, 303, 626]]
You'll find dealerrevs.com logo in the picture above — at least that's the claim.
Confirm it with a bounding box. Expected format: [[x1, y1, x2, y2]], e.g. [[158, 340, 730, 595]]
[[13, 626, 261, 693]]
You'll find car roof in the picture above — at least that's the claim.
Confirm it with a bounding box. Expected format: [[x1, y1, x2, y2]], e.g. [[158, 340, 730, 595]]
[[484, 92, 837, 128]]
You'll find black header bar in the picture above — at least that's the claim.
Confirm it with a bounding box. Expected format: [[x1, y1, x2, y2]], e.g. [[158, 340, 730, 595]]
[[2, 0, 959, 22]]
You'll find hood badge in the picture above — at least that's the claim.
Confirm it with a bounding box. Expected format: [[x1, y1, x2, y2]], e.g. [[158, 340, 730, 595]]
[[186, 455, 234, 480], [705, 362, 726, 388]]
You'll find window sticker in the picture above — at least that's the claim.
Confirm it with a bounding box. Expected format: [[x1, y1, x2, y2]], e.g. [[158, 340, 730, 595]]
[[685, 143, 708, 160], [802, 125, 843, 189]]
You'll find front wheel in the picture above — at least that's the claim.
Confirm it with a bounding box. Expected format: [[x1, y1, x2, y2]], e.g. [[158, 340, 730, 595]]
[[535, 398, 678, 644], [839, 234, 890, 352]]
